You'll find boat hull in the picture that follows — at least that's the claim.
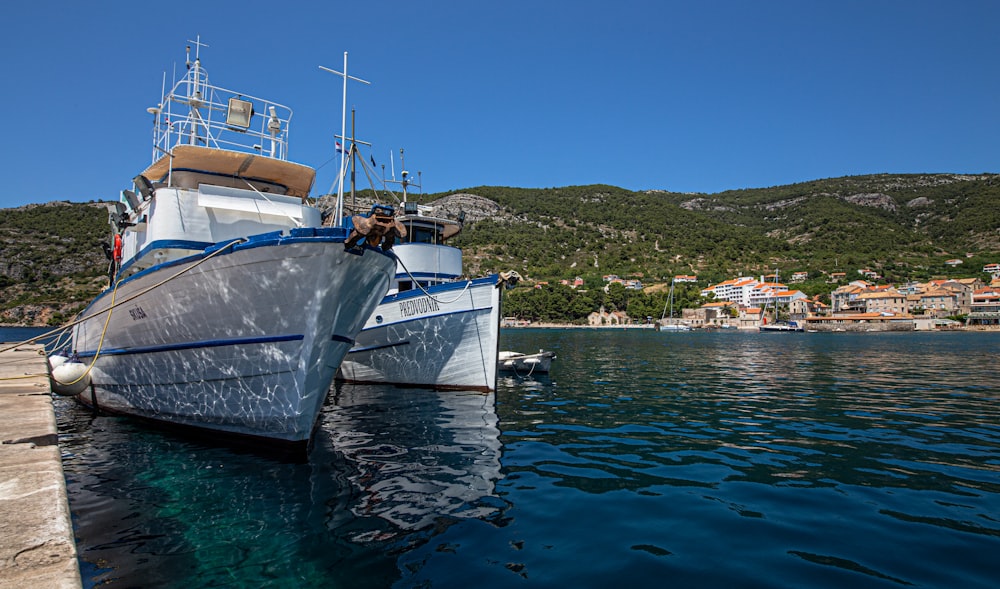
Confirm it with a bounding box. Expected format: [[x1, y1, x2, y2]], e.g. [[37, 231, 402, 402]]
[[70, 231, 394, 445], [497, 351, 555, 374], [338, 275, 503, 391], [759, 321, 804, 332], [660, 324, 691, 332]]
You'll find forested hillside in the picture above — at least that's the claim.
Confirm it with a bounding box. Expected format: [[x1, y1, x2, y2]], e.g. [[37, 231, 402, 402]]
[[0, 202, 109, 325], [441, 174, 998, 288], [2, 173, 997, 326]]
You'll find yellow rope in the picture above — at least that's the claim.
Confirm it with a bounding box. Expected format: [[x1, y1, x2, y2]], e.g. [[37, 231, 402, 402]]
[[0, 373, 50, 381], [54, 276, 122, 386]]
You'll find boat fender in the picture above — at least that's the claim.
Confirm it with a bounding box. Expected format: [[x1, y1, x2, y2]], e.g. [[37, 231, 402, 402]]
[[49, 354, 91, 396], [48, 350, 69, 370], [113, 234, 123, 262]]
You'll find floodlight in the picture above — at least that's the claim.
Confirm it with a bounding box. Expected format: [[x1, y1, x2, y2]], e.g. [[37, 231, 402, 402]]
[[227, 97, 254, 128]]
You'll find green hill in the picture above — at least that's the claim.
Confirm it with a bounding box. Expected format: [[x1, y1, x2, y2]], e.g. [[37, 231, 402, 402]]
[[442, 174, 999, 287], [0, 202, 110, 325], [2, 173, 997, 325]]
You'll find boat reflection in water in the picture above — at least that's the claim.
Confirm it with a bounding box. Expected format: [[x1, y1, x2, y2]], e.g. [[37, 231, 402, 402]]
[[318, 382, 505, 537], [60, 382, 506, 586]]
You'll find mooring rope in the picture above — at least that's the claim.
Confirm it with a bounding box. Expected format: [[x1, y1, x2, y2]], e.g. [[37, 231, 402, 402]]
[[392, 252, 475, 305], [50, 275, 123, 387], [507, 356, 538, 379]]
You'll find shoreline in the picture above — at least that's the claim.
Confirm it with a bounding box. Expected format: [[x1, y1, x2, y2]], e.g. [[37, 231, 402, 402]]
[[503, 322, 1000, 332]]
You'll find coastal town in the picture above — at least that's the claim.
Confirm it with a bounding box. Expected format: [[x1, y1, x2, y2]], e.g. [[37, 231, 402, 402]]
[[563, 262, 1000, 331]]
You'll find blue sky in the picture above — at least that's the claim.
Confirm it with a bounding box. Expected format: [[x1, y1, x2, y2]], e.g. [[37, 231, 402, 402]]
[[1, 1, 997, 209]]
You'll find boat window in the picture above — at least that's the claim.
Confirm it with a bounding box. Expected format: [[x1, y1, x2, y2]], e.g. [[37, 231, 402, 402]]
[[399, 281, 412, 292], [411, 226, 440, 244]]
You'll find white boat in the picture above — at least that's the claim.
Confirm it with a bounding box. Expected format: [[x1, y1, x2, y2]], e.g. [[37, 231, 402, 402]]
[[759, 320, 804, 332], [55, 44, 395, 448], [338, 170, 519, 391], [497, 350, 556, 374], [660, 279, 691, 332], [757, 269, 803, 332]]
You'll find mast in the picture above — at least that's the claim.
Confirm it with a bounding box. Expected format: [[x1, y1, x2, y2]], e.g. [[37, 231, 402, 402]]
[[185, 37, 210, 147], [661, 279, 675, 322], [670, 279, 675, 320], [350, 108, 356, 214], [319, 52, 370, 226], [400, 148, 409, 203]]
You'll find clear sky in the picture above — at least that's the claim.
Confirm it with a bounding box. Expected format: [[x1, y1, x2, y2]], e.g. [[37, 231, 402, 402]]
[[1, 1, 997, 209]]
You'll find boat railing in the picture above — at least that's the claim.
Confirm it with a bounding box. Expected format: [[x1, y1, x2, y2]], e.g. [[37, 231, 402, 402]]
[[149, 58, 294, 164]]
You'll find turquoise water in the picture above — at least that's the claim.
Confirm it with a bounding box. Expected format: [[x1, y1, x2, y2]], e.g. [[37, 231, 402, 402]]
[[43, 328, 1000, 587]]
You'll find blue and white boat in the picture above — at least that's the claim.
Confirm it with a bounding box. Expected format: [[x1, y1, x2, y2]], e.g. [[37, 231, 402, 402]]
[[57, 43, 395, 447], [337, 171, 518, 391]]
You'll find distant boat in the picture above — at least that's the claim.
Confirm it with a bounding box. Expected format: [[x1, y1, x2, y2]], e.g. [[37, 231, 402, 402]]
[[52, 44, 395, 448], [759, 321, 804, 332], [338, 166, 519, 391], [498, 350, 556, 374], [660, 279, 691, 332], [758, 269, 803, 332]]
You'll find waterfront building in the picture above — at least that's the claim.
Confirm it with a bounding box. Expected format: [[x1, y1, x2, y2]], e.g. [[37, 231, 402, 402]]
[[803, 312, 917, 331], [701, 276, 760, 306], [738, 307, 764, 329], [831, 281, 870, 313], [857, 289, 907, 315], [690, 301, 738, 328], [968, 286, 1000, 326], [909, 288, 959, 317], [588, 306, 630, 326]]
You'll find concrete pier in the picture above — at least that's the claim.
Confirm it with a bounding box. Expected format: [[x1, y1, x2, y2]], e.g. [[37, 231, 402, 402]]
[[0, 344, 81, 589]]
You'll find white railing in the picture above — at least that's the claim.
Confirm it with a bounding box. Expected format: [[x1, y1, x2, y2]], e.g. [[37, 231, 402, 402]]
[[149, 57, 294, 163]]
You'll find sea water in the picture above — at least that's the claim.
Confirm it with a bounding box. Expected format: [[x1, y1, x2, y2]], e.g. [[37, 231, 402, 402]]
[[36, 328, 1000, 587]]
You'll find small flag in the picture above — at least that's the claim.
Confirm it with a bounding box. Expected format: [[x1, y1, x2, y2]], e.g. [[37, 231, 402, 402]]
[[370, 153, 376, 167], [335, 141, 348, 154]]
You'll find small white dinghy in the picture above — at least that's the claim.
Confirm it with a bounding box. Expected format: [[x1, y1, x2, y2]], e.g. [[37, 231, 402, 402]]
[[498, 350, 556, 374]]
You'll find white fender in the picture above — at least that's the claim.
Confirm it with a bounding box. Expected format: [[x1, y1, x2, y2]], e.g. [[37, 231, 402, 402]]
[[50, 359, 91, 396], [48, 353, 69, 370]]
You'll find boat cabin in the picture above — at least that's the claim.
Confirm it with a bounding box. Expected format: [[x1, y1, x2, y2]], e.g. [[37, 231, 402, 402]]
[[388, 203, 465, 295]]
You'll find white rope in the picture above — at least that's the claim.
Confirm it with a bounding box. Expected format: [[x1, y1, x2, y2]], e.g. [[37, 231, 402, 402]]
[[240, 177, 304, 228], [392, 252, 474, 305]]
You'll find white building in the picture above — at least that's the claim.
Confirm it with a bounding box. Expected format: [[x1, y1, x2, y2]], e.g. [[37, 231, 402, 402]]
[[703, 276, 807, 308], [701, 276, 760, 306]]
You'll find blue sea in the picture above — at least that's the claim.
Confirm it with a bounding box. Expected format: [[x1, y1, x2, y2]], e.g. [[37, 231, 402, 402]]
[[9, 327, 1000, 588]]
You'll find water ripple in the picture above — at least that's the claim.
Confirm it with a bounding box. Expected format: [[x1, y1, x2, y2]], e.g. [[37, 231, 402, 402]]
[[54, 328, 1000, 588], [493, 330, 1000, 588]]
